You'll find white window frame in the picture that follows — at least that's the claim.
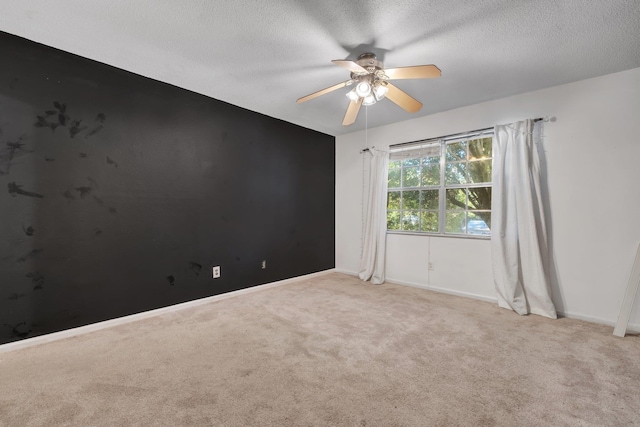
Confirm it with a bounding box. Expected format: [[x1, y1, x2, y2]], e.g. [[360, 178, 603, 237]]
[[387, 131, 493, 239]]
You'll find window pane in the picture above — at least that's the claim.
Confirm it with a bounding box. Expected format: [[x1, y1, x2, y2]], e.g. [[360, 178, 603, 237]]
[[388, 169, 401, 188], [389, 160, 401, 169], [477, 212, 491, 230], [422, 155, 440, 166], [466, 212, 491, 235], [387, 191, 400, 210], [467, 187, 492, 210], [420, 211, 438, 232], [421, 190, 439, 210], [445, 211, 466, 233], [402, 211, 420, 231], [403, 190, 420, 210], [446, 141, 467, 162], [468, 137, 492, 160], [387, 211, 401, 230], [446, 188, 466, 210], [445, 162, 467, 185], [421, 165, 440, 186], [403, 166, 420, 187], [468, 159, 492, 184], [403, 158, 420, 167]]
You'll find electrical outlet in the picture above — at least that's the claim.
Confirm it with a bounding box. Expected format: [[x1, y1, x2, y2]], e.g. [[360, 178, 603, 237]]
[[212, 266, 220, 278], [428, 262, 434, 271], [261, 260, 266, 269]]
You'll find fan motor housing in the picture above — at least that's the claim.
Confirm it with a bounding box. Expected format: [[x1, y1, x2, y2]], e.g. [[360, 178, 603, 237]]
[[355, 53, 383, 70], [350, 53, 385, 83]]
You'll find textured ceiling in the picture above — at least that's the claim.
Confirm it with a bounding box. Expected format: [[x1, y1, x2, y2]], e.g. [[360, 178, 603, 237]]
[[1, 0, 639, 136]]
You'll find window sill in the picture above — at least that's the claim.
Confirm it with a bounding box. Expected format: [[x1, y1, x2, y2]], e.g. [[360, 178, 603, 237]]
[[386, 230, 491, 240]]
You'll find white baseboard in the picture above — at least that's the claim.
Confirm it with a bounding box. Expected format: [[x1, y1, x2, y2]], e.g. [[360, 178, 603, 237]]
[[334, 270, 497, 304], [334, 268, 358, 276], [386, 276, 499, 304], [389, 276, 640, 333], [393, 277, 640, 334], [556, 310, 640, 334], [0, 269, 335, 354]]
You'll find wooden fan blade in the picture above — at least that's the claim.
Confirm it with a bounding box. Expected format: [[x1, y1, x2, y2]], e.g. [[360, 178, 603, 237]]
[[343, 98, 363, 126], [332, 60, 368, 74], [384, 65, 441, 80], [297, 80, 351, 103], [385, 83, 423, 113]]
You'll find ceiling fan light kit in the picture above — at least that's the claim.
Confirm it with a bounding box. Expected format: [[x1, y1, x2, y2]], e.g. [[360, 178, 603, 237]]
[[297, 53, 441, 126], [349, 79, 389, 105]]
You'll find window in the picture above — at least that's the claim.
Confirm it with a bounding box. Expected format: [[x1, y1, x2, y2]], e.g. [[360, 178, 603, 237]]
[[387, 134, 493, 237]]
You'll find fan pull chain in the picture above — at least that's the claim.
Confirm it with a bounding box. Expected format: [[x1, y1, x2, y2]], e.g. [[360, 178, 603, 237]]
[[360, 106, 369, 259], [360, 144, 365, 259]]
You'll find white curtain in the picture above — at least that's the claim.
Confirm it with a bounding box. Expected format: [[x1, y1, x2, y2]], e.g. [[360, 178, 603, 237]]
[[359, 146, 389, 284], [491, 119, 557, 318]]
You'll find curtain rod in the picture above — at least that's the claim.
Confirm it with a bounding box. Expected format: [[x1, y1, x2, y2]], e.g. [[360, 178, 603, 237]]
[[360, 117, 546, 153]]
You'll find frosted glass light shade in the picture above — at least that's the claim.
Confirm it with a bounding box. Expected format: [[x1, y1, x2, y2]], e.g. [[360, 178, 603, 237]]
[[373, 84, 389, 101], [355, 82, 372, 97], [362, 94, 376, 106], [346, 89, 360, 102]]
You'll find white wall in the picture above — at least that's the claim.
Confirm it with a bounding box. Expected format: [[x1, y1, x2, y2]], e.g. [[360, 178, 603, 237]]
[[336, 67, 640, 328]]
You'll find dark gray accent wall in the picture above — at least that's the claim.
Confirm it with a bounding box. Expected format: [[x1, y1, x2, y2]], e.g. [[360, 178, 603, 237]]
[[0, 32, 335, 344]]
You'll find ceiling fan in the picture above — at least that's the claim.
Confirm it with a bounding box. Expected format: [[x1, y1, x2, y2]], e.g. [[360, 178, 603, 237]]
[[296, 53, 441, 126]]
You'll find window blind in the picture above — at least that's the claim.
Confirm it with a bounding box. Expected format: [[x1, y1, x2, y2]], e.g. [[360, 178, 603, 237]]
[[388, 129, 494, 161]]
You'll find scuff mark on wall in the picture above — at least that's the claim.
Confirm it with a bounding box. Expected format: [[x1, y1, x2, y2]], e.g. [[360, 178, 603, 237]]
[[8, 182, 44, 198], [16, 248, 44, 263], [7, 293, 25, 301], [3, 322, 31, 339], [74, 186, 92, 199], [22, 225, 35, 236], [34, 102, 106, 139], [188, 262, 202, 277], [62, 189, 76, 201], [0, 136, 32, 175], [106, 156, 118, 168], [26, 272, 44, 290], [85, 113, 106, 138], [69, 120, 87, 138]]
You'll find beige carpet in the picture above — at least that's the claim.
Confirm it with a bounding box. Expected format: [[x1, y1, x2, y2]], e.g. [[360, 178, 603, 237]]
[[1, 273, 639, 426]]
